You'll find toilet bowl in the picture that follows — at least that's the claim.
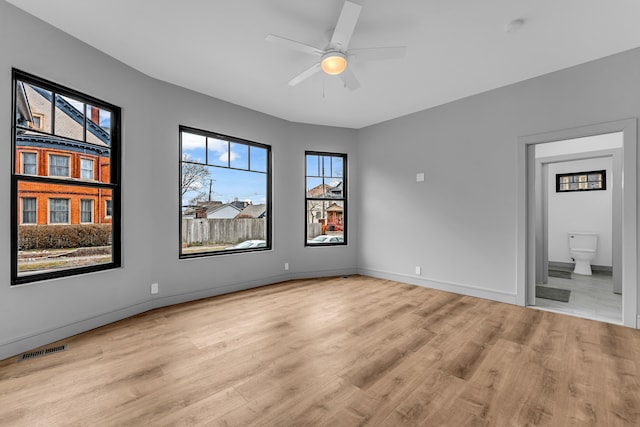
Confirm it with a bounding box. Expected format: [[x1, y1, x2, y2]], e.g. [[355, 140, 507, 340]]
[[568, 232, 598, 275]]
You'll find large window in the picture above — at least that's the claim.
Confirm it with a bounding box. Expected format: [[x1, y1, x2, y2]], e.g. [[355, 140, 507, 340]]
[[305, 151, 347, 246], [11, 69, 121, 285], [179, 126, 271, 257]]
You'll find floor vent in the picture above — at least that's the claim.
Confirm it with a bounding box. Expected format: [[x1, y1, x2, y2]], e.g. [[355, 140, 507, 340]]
[[18, 345, 67, 362]]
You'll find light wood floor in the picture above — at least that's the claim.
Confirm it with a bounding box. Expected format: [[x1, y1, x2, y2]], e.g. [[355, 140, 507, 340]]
[[1, 275, 640, 426]]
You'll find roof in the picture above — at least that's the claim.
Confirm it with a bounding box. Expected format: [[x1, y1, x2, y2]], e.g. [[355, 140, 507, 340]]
[[307, 182, 343, 198], [196, 201, 223, 210], [15, 82, 112, 156], [307, 183, 332, 198], [326, 203, 343, 212], [17, 134, 110, 157], [182, 200, 223, 215], [236, 204, 267, 219], [29, 85, 111, 147], [15, 82, 33, 124], [208, 203, 241, 215]]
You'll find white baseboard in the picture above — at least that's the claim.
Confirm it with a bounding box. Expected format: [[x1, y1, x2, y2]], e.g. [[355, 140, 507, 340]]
[[358, 267, 518, 305], [152, 268, 357, 309], [0, 299, 152, 362], [291, 268, 358, 281], [150, 273, 292, 309]]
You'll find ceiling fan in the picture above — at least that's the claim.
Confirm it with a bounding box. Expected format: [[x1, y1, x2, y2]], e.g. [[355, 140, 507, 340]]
[[265, 0, 407, 90]]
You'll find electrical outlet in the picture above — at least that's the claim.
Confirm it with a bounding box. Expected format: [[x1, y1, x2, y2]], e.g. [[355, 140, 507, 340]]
[[284, 262, 289, 271], [415, 266, 421, 275], [151, 283, 159, 294], [416, 173, 425, 182]]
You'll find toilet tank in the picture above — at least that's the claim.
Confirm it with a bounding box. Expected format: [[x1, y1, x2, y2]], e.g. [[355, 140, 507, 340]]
[[568, 232, 598, 251]]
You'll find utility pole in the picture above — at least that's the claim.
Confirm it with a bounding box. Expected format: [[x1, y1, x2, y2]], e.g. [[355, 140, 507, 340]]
[[208, 179, 215, 201]]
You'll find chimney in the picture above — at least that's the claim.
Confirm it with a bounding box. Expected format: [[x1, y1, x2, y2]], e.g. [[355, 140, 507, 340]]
[[195, 206, 207, 219], [91, 106, 100, 125]]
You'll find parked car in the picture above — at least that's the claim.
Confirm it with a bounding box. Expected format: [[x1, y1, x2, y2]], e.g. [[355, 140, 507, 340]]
[[226, 240, 266, 249], [307, 235, 344, 244]]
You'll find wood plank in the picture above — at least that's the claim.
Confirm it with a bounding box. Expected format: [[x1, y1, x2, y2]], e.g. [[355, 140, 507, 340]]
[[1, 275, 640, 426]]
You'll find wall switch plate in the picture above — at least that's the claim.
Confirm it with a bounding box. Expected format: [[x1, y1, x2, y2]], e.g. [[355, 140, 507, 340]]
[[151, 283, 159, 294], [416, 173, 425, 182], [415, 266, 421, 275], [284, 262, 289, 271]]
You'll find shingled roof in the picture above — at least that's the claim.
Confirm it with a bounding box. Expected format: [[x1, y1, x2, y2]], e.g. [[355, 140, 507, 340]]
[[236, 204, 267, 219]]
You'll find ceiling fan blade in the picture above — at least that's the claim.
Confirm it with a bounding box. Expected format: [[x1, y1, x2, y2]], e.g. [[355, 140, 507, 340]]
[[348, 46, 407, 62], [288, 62, 322, 86], [339, 66, 360, 91], [265, 34, 325, 56], [330, 1, 362, 50]]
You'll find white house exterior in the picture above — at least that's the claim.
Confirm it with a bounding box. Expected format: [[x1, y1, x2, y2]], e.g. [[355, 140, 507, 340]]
[[207, 204, 242, 219]]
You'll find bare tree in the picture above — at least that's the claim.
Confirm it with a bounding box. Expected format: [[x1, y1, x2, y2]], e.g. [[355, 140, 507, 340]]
[[188, 193, 208, 205], [181, 154, 210, 199]]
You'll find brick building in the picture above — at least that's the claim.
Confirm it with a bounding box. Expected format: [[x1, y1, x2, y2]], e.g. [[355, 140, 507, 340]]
[[15, 81, 112, 225]]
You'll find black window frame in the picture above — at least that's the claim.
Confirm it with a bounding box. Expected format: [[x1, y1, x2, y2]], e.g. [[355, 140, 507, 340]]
[[11, 69, 122, 285], [178, 125, 272, 258], [304, 151, 348, 247]]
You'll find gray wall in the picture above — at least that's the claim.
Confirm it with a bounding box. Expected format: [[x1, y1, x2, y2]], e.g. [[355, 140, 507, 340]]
[[148, 82, 358, 310], [356, 46, 640, 308], [0, 1, 357, 360]]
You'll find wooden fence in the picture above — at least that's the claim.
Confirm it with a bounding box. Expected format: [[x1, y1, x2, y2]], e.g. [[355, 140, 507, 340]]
[[182, 218, 266, 245], [307, 223, 322, 239]]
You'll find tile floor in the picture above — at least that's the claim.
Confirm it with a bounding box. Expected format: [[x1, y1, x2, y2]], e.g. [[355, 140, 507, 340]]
[[533, 271, 622, 325]]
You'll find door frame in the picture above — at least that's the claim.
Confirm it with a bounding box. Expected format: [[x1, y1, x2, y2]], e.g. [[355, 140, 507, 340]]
[[517, 119, 637, 328]]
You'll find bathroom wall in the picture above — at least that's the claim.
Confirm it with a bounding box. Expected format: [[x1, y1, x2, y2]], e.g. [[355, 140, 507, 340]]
[[547, 158, 613, 267]]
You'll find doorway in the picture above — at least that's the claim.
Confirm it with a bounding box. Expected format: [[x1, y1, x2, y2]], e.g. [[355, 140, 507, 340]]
[[533, 136, 621, 323], [517, 119, 638, 328]]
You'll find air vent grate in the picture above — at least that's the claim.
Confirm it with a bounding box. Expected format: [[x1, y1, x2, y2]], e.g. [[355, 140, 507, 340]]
[[18, 344, 67, 362]]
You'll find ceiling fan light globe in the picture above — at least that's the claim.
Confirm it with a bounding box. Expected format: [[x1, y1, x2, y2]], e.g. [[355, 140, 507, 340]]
[[321, 53, 347, 75]]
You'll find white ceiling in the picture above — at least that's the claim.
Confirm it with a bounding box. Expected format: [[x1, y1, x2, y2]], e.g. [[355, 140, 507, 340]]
[[7, 0, 640, 129]]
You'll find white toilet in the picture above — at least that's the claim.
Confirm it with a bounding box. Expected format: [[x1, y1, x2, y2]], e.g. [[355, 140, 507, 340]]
[[568, 232, 598, 275]]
